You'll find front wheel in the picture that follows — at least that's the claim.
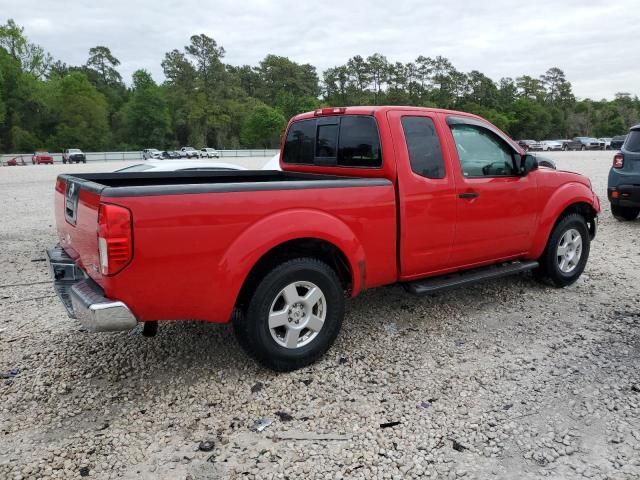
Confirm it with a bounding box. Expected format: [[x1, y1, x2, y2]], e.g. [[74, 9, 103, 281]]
[[534, 213, 590, 287], [234, 257, 345, 371], [612, 205, 640, 221]]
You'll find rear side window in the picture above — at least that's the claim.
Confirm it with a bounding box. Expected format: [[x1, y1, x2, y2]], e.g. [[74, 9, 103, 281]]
[[283, 119, 315, 164], [283, 116, 382, 168], [624, 130, 640, 152], [401, 116, 445, 179]]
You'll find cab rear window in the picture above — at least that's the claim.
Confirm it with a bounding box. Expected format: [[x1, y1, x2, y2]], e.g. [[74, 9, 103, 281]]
[[283, 116, 382, 168]]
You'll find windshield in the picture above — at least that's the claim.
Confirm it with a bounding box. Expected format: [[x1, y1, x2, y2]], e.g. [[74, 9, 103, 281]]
[[69, 149, 81, 153]]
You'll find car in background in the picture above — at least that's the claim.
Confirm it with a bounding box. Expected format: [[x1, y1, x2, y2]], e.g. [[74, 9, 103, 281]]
[[143, 148, 162, 160], [161, 150, 181, 159], [610, 135, 627, 150], [62, 149, 86, 164], [200, 148, 220, 159], [180, 147, 199, 158], [517, 139, 543, 151], [608, 124, 640, 221], [562, 137, 604, 151], [540, 140, 563, 151], [599, 138, 612, 150], [115, 160, 247, 173], [32, 151, 54, 165]]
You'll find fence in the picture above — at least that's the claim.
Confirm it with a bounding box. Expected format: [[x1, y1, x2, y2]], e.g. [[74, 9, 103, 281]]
[[0, 149, 279, 165]]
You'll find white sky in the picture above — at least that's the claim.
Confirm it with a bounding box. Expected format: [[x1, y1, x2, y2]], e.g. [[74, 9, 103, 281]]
[[4, 0, 639, 99]]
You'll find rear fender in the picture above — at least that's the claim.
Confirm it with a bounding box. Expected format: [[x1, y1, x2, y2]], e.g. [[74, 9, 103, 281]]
[[211, 209, 366, 322], [529, 182, 598, 258]]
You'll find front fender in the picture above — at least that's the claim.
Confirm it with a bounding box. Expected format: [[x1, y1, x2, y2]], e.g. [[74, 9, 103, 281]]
[[529, 182, 599, 259], [210, 209, 367, 322]]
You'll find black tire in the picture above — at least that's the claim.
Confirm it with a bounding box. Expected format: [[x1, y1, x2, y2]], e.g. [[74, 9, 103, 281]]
[[233, 257, 345, 372], [611, 205, 640, 221], [534, 213, 590, 287], [581, 145, 586, 151], [563, 145, 568, 151]]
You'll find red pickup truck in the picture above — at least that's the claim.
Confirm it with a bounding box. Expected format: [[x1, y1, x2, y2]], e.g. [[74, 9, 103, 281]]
[[48, 106, 600, 371]]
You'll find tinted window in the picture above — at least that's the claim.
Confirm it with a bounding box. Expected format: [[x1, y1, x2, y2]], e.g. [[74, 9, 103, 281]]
[[283, 119, 315, 164], [316, 124, 338, 158], [401, 116, 445, 179], [624, 130, 640, 152], [283, 116, 382, 167], [337, 116, 382, 167], [450, 124, 516, 177]]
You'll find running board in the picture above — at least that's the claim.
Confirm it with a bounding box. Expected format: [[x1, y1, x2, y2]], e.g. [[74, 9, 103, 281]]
[[404, 261, 539, 296]]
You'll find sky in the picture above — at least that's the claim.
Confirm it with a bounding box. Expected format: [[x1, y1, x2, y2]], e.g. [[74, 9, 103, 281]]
[[3, 0, 639, 100]]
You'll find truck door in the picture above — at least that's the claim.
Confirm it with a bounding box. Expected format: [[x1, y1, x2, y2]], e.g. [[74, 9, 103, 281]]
[[387, 110, 458, 279], [442, 115, 538, 267]]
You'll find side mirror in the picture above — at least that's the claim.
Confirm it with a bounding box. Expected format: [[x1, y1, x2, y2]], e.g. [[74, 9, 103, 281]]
[[518, 153, 538, 175]]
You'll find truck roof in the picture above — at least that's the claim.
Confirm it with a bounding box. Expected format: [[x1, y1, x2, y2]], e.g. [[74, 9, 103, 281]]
[[292, 105, 484, 122]]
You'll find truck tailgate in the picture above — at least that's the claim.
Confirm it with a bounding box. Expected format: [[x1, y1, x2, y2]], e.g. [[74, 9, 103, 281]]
[[54, 176, 104, 285]]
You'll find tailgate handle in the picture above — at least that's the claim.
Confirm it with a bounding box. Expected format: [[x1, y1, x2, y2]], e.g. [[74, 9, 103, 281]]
[[458, 191, 479, 199]]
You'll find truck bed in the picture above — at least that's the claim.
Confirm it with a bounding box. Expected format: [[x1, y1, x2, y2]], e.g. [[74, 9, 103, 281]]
[[59, 171, 389, 197]]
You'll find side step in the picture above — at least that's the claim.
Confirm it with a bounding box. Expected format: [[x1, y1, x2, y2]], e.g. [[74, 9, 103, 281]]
[[404, 261, 539, 296]]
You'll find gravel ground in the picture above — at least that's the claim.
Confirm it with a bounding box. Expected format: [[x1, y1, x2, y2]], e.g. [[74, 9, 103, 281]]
[[1, 152, 639, 480]]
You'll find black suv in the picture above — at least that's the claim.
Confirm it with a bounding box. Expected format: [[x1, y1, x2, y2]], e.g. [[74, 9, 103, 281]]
[[610, 135, 627, 150]]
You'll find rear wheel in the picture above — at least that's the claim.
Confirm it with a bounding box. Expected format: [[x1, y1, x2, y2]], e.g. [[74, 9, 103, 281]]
[[611, 205, 640, 221], [581, 145, 586, 151], [233, 257, 345, 371], [534, 213, 590, 287]]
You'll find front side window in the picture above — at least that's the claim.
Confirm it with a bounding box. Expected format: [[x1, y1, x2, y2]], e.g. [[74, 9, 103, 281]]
[[450, 124, 517, 177], [401, 116, 445, 179], [283, 116, 382, 168]]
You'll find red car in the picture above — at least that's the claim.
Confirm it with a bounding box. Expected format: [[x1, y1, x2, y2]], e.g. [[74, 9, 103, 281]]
[[32, 151, 54, 165], [48, 106, 600, 371]]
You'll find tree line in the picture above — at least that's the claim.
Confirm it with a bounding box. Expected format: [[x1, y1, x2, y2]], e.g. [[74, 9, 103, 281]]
[[1, 19, 638, 153]]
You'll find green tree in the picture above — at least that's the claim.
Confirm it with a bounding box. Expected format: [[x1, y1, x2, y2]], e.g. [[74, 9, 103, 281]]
[[240, 103, 286, 148], [119, 70, 170, 148], [86, 46, 122, 86], [0, 19, 52, 78], [48, 72, 110, 150]]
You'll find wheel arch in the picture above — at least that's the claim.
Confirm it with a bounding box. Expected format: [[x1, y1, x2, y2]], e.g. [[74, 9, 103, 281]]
[[530, 184, 599, 258], [211, 209, 366, 322]]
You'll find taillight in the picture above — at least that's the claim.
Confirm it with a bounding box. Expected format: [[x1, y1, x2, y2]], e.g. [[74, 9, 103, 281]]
[[55, 178, 65, 193], [613, 153, 624, 169], [97, 203, 132, 275]]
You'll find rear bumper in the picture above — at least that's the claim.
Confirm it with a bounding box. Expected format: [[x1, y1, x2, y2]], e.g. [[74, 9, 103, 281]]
[[608, 185, 640, 208], [47, 245, 137, 332]]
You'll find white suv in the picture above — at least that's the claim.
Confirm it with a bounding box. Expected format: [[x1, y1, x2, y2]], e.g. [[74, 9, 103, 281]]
[[143, 148, 162, 160], [200, 147, 220, 158]]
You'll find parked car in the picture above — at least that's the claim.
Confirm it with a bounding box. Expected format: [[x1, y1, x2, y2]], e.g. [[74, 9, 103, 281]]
[[180, 147, 199, 158], [62, 149, 86, 164], [142, 148, 162, 160], [563, 137, 604, 151], [48, 106, 600, 371], [116, 160, 246, 172], [200, 148, 220, 159], [161, 150, 181, 159], [610, 135, 627, 150], [540, 140, 563, 151], [608, 124, 640, 221], [599, 138, 612, 150], [32, 151, 54, 165], [517, 140, 543, 151]]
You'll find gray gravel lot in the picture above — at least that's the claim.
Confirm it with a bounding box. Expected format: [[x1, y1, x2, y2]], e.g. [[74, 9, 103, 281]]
[[1, 152, 639, 480]]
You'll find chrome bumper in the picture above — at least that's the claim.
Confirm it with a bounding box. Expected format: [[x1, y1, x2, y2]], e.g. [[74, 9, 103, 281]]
[[47, 245, 137, 332]]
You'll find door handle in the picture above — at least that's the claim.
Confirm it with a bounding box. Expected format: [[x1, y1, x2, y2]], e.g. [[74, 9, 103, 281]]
[[458, 191, 479, 199]]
